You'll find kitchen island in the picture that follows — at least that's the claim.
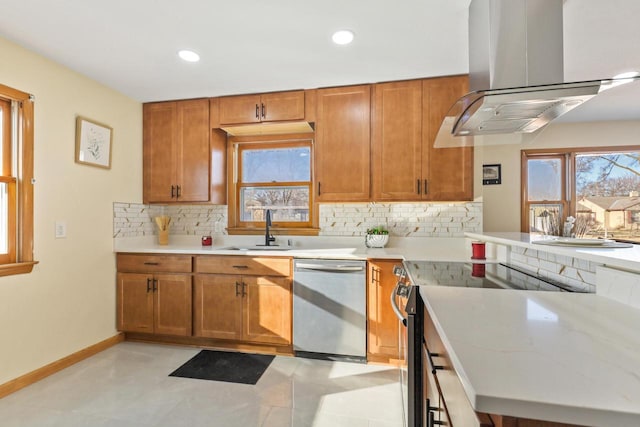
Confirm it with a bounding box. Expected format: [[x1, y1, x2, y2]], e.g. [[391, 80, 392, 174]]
[[418, 285, 640, 426], [404, 232, 640, 426]]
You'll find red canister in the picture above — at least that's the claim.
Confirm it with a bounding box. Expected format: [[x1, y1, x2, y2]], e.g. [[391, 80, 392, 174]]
[[201, 236, 212, 246], [471, 263, 486, 277], [471, 241, 486, 260]]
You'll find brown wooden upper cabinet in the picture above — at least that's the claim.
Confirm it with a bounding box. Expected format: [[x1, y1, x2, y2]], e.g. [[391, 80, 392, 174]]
[[143, 99, 211, 203], [218, 90, 305, 125], [315, 85, 371, 202], [372, 76, 473, 201]]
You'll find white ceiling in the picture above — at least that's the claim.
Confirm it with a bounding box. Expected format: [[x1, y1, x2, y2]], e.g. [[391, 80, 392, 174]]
[[1, 0, 639, 123]]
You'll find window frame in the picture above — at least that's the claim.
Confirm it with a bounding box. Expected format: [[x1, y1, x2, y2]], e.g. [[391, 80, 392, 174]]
[[522, 146, 640, 238], [0, 98, 17, 264], [226, 133, 319, 236], [521, 151, 570, 234], [0, 83, 36, 276]]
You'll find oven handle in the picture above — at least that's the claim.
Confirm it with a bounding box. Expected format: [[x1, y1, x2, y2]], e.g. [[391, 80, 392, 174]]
[[391, 282, 407, 327]]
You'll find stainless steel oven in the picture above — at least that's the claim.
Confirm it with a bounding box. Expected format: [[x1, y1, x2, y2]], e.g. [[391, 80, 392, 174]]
[[391, 266, 423, 427]]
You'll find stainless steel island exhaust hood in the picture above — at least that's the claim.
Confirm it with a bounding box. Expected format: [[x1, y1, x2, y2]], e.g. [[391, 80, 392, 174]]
[[436, 0, 632, 146]]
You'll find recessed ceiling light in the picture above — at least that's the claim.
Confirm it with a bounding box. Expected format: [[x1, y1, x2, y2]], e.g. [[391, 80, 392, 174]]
[[178, 50, 200, 63], [332, 30, 354, 45]]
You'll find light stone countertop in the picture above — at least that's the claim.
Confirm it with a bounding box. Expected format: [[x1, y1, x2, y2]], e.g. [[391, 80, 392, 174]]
[[113, 235, 474, 262], [419, 286, 640, 426], [466, 231, 640, 272]]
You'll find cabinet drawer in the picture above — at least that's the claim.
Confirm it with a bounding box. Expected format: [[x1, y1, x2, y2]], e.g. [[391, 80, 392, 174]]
[[117, 254, 192, 273], [424, 310, 493, 427], [194, 256, 291, 276]]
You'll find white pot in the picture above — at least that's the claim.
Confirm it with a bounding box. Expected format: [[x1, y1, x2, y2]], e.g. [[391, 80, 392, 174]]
[[365, 234, 389, 248]]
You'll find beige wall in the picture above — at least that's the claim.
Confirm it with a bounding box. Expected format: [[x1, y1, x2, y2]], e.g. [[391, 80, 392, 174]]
[[478, 121, 640, 232], [0, 37, 142, 385]]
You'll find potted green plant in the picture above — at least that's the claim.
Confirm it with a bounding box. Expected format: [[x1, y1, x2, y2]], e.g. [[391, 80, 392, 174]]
[[365, 226, 390, 248]]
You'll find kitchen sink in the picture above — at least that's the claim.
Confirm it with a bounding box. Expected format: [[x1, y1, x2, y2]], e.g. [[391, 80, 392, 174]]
[[221, 246, 292, 251]]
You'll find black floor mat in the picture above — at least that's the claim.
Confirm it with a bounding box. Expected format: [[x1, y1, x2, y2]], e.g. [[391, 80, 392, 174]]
[[169, 350, 274, 385]]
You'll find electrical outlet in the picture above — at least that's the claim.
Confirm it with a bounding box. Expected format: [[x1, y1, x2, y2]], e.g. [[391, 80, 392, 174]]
[[55, 221, 67, 239]]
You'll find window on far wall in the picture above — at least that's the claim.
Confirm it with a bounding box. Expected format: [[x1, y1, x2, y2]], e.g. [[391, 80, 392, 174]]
[[523, 147, 640, 243], [228, 135, 315, 234], [0, 84, 35, 276]]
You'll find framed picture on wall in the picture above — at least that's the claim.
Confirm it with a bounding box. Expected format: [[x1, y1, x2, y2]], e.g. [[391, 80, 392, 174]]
[[75, 116, 112, 169], [482, 164, 501, 185]]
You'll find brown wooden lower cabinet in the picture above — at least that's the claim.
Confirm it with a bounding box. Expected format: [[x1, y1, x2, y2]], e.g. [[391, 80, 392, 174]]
[[193, 255, 293, 346], [116, 272, 192, 337], [193, 274, 292, 345], [367, 259, 404, 363], [424, 309, 584, 427]]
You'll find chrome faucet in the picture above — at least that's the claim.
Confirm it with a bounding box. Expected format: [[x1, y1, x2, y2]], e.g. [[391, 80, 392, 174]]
[[264, 209, 276, 246]]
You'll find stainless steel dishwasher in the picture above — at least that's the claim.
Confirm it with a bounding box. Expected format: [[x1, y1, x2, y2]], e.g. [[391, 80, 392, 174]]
[[293, 259, 367, 361]]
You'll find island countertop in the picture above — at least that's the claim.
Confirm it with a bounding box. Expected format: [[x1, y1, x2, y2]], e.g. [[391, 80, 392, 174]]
[[419, 285, 640, 426]]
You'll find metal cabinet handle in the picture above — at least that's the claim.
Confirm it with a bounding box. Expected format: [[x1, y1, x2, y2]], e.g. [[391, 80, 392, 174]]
[[171, 185, 175, 198], [146, 278, 152, 293], [235, 281, 241, 296], [417, 179, 421, 194], [232, 265, 249, 269], [426, 349, 444, 375], [152, 278, 158, 292], [176, 185, 181, 198], [318, 182, 321, 196], [261, 103, 266, 119], [429, 410, 445, 426], [241, 281, 247, 297], [143, 262, 159, 266], [424, 179, 428, 195], [255, 104, 260, 119]]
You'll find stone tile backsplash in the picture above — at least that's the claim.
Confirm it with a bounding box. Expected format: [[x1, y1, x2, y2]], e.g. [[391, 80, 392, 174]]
[[319, 202, 482, 237], [113, 202, 228, 238], [509, 246, 598, 292], [114, 201, 482, 238]]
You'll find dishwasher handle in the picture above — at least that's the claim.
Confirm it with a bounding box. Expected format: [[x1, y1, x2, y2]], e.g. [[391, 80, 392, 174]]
[[295, 262, 364, 272]]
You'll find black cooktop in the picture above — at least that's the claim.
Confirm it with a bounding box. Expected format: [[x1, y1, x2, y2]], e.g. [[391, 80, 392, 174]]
[[402, 261, 586, 292]]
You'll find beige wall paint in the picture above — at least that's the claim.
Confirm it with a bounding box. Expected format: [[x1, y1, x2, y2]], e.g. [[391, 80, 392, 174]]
[[0, 37, 142, 384], [479, 121, 640, 232]]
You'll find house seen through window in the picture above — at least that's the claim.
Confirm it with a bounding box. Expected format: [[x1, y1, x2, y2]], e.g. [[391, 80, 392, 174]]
[[523, 148, 640, 243]]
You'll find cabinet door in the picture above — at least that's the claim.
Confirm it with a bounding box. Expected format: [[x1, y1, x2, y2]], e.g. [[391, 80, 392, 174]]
[[117, 273, 154, 333], [371, 81, 423, 201], [423, 76, 474, 201], [315, 85, 371, 202], [219, 94, 262, 125], [193, 275, 243, 340], [154, 274, 192, 337], [242, 276, 292, 345], [143, 102, 177, 202], [176, 99, 210, 202], [367, 260, 404, 361], [260, 91, 305, 122]]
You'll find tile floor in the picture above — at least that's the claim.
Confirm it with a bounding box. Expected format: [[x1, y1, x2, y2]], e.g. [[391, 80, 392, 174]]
[[0, 342, 404, 427]]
